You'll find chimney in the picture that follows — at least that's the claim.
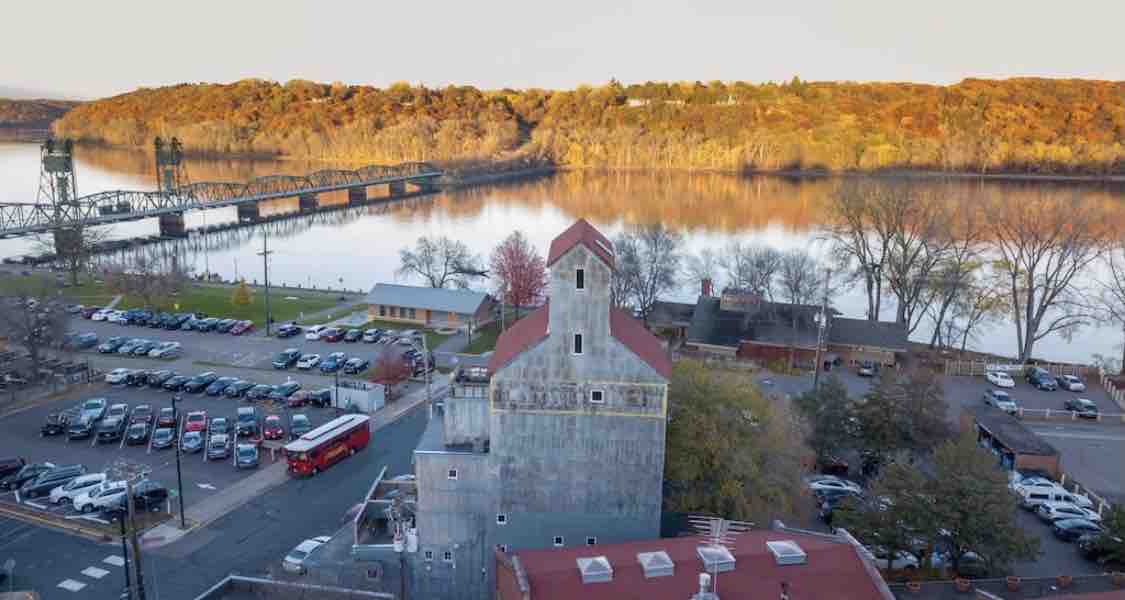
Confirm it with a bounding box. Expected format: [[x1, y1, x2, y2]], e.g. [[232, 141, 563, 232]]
[[701, 278, 713, 298]]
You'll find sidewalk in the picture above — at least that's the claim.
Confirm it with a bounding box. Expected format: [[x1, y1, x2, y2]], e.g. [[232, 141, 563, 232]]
[[140, 375, 443, 549]]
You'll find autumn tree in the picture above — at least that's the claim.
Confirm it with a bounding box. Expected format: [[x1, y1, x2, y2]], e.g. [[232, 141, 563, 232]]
[[370, 352, 412, 402], [664, 360, 807, 524], [231, 279, 252, 307], [397, 236, 484, 289], [614, 224, 683, 323], [489, 231, 546, 324]]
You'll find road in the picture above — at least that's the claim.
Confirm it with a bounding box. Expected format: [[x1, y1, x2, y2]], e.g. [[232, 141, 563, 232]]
[[6, 402, 429, 599]]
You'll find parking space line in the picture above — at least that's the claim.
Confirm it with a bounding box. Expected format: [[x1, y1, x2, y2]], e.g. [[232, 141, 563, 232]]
[[24, 500, 47, 510], [57, 579, 86, 592], [81, 566, 109, 579], [102, 555, 125, 567]]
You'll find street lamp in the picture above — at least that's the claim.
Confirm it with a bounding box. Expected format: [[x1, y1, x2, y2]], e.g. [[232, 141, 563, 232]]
[[172, 394, 186, 529]]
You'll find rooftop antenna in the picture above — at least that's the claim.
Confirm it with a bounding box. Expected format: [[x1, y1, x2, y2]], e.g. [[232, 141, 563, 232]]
[[687, 515, 753, 597]]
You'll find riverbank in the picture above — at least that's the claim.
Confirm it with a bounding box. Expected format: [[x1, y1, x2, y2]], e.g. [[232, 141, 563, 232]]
[[745, 167, 1125, 184]]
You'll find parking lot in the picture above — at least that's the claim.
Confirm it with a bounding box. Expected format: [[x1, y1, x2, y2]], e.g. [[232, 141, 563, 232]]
[[0, 381, 344, 522]]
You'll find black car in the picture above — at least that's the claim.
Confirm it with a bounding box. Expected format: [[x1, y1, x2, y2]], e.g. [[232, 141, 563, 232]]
[[67, 332, 99, 350], [96, 417, 127, 443], [163, 375, 191, 391], [276, 323, 302, 338], [215, 319, 238, 333], [205, 377, 238, 396], [67, 417, 94, 439], [126, 369, 151, 386], [148, 370, 176, 388], [165, 314, 190, 330], [273, 348, 302, 370], [97, 336, 126, 353], [0, 457, 26, 480], [1064, 398, 1099, 419], [195, 318, 220, 332], [102, 480, 169, 521], [125, 422, 150, 445], [245, 384, 274, 401], [151, 427, 176, 449], [224, 380, 255, 399], [0, 462, 46, 491], [41, 413, 70, 436], [132, 340, 159, 356], [1077, 533, 1124, 566], [268, 382, 302, 401], [150, 312, 171, 328], [343, 357, 370, 374], [343, 329, 363, 343], [236, 407, 258, 437], [183, 372, 219, 393], [289, 414, 312, 439], [20, 464, 86, 499], [1027, 367, 1058, 391], [1053, 518, 1103, 542]]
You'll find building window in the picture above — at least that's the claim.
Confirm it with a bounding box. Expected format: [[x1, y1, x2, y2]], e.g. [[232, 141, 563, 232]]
[[576, 268, 585, 290], [390, 306, 398, 317], [424, 550, 434, 561], [573, 333, 583, 355], [379, 305, 386, 317], [496, 544, 509, 553], [586, 537, 597, 546], [589, 390, 605, 404], [409, 308, 417, 319], [496, 514, 507, 525], [447, 468, 458, 480], [443, 551, 454, 563], [553, 536, 564, 547]]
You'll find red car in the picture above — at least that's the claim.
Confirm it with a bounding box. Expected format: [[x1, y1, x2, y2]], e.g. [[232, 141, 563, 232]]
[[130, 404, 154, 425], [263, 415, 284, 440], [156, 407, 177, 429], [230, 320, 254, 335], [184, 410, 208, 433], [320, 328, 343, 342]]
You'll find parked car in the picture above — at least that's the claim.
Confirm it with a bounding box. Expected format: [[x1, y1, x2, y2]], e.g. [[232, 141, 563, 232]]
[[130, 404, 153, 424], [982, 389, 1018, 414], [0, 462, 54, 491], [805, 475, 863, 495], [209, 417, 231, 437], [97, 336, 126, 353], [985, 370, 1016, 388], [181, 431, 204, 453], [273, 348, 302, 370], [116, 338, 144, 354], [206, 377, 238, 396], [343, 357, 370, 375], [21, 464, 87, 499], [0, 457, 25, 481], [107, 403, 128, 421], [1065, 398, 1099, 418], [125, 422, 150, 445], [105, 368, 131, 385], [1077, 533, 1125, 566], [207, 434, 231, 460], [304, 325, 327, 341], [361, 329, 382, 343], [1057, 375, 1087, 392], [163, 375, 191, 391], [180, 318, 199, 331], [184, 411, 208, 433], [183, 371, 219, 393], [149, 341, 182, 359], [230, 320, 254, 335], [1026, 367, 1058, 391], [236, 406, 258, 437], [41, 412, 70, 436], [131, 340, 159, 356], [91, 309, 112, 321], [96, 417, 127, 443], [151, 427, 176, 450], [80, 306, 100, 319], [165, 314, 190, 330], [224, 380, 255, 399], [156, 407, 176, 429], [320, 352, 347, 373], [68, 332, 99, 350], [263, 415, 285, 440], [1036, 502, 1101, 523], [102, 480, 169, 521], [289, 414, 312, 439], [269, 382, 302, 401], [296, 354, 321, 370], [67, 418, 94, 440], [74, 479, 128, 513], [289, 388, 332, 408], [215, 318, 238, 333], [282, 536, 332, 574], [195, 317, 220, 332], [857, 360, 876, 377], [147, 370, 176, 388], [1054, 518, 1104, 542], [245, 384, 274, 401], [235, 444, 259, 469], [126, 369, 151, 387], [49, 473, 106, 505], [276, 323, 302, 338], [865, 546, 919, 571], [80, 397, 107, 422], [343, 329, 363, 343]]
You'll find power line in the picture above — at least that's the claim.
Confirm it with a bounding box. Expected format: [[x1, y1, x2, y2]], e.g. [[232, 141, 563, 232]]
[[257, 229, 274, 336]]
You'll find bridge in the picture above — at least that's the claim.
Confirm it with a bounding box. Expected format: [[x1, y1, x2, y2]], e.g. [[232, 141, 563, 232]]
[[1, 138, 444, 240]]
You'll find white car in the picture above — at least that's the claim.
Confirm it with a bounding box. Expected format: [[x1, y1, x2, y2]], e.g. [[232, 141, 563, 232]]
[[1057, 375, 1086, 392], [866, 547, 919, 571], [107, 311, 129, 324], [805, 475, 863, 494], [1036, 501, 1101, 523], [304, 325, 327, 341], [149, 342, 182, 358], [105, 368, 132, 385], [91, 309, 112, 321], [73, 480, 128, 513], [50, 473, 107, 505], [282, 536, 332, 574], [985, 371, 1015, 388], [296, 354, 321, 370]]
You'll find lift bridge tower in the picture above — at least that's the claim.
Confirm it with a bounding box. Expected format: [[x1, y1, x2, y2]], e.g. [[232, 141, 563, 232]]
[[37, 138, 82, 256], [153, 137, 189, 237]]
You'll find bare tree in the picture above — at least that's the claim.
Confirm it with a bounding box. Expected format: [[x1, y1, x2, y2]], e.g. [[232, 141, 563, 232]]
[[0, 278, 71, 381], [683, 247, 721, 291], [34, 225, 111, 287], [987, 191, 1110, 361], [824, 180, 894, 320], [777, 250, 821, 326], [610, 232, 637, 309], [1096, 246, 1125, 374], [932, 271, 1009, 353], [925, 198, 985, 347], [102, 254, 191, 310], [397, 236, 484, 289], [615, 225, 683, 323], [720, 242, 782, 299]]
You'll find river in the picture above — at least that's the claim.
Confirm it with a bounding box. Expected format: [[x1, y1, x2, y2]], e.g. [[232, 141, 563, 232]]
[[1, 142, 1124, 365]]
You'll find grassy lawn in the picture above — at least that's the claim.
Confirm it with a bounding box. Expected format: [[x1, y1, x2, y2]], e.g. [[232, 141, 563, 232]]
[[0, 272, 114, 306], [462, 308, 522, 354], [355, 318, 451, 350], [297, 304, 365, 326], [117, 284, 341, 323]]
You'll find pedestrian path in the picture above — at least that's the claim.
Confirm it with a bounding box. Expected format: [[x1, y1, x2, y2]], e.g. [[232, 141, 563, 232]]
[[55, 553, 124, 593], [104, 294, 123, 309]]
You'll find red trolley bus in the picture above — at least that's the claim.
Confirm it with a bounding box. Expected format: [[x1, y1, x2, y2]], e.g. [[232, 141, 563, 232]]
[[284, 414, 371, 477]]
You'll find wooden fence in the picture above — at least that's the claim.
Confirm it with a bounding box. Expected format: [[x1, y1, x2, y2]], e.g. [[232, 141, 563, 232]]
[[944, 360, 1087, 378]]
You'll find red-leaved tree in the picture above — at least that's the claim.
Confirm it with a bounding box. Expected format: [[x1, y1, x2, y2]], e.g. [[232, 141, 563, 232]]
[[489, 231, 547, 326], [370, 353, 412, 402]]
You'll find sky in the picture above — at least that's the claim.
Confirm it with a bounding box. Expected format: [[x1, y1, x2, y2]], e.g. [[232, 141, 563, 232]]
[[3, 0, 1124, 99]]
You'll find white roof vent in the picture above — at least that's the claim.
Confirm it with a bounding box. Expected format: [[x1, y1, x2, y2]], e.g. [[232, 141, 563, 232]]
[[766, 540, 807, 566], [696, 544, 735, 574], [576, 556, 613, 584], [637, 550, 675, 579]]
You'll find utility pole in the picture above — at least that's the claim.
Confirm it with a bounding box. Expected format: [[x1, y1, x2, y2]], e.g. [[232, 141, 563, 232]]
[[423, 333, 433, 421], [172, 394, 186, 529], [119, 510, 132, 600], [812, 268, 832, 391], [126, 480, 147, 600], [258, 228, 273, 336]]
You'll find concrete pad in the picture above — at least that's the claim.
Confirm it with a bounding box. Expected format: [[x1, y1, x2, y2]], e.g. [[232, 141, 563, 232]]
[[57, 579, 86, 592], [81, 566, 109, 579], [102, 555, 125, 567]]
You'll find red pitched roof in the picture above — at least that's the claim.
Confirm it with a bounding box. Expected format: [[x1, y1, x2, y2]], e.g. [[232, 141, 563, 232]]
[[501, 530, 891, 600], [547, 219, 614, 269], [610, 307, 673, 378], [488, 304, 671, 380]]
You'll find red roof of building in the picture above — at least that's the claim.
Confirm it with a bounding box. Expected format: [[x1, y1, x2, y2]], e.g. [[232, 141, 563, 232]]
[[500, 530, 892, 600], [547, 219, 614, 269], [487, 304, 671, 379]]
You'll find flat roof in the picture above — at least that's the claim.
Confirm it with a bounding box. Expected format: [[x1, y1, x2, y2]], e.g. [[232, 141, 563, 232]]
[[968, 406, 1058, 456], [284, 414, 370, 453], [414, 416, 476, 455]]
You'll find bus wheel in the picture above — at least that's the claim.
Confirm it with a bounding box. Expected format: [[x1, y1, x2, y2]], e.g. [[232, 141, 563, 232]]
[[312, 468, 319, 476]]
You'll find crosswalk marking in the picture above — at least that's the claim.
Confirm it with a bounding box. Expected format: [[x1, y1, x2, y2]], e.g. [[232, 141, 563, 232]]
[[103, 555, 125, 567], [58, 579, 87, 592], [82, 566, 110, 579]]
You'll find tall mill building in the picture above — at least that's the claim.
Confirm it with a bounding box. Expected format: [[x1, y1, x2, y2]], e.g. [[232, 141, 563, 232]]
[[409, 219, 672, 599]]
